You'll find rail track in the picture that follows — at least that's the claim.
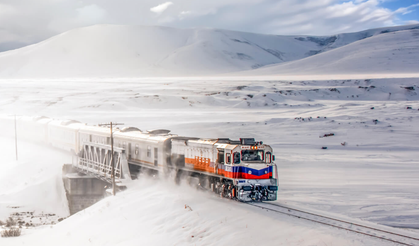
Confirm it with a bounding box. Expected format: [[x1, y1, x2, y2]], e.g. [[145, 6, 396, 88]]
[[247, 202, 419, 246]]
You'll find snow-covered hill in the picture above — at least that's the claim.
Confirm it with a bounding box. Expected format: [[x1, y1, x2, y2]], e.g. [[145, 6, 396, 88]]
[[243, 27, 419, 76], [0, 24, 418, 78]]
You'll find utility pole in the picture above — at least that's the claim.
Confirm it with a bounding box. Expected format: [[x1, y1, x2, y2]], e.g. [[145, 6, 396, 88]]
[[8, 114, 19, 161], [99, 122, 124, 196]]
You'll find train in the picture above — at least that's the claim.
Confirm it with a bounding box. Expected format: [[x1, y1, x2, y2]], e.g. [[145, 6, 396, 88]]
[[4, 115, 279, 202]]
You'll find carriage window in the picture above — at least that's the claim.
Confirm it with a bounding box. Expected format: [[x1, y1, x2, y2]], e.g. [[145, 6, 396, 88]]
[[147, 146, 151, 157]]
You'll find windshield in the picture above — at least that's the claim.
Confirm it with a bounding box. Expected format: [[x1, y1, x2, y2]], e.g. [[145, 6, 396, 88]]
[[241, 150, 264, 162]]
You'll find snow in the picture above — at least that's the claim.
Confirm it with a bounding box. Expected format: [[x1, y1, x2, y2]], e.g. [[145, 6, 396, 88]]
[[0, 23, 419, 245], [0, 76, 419, 245], [0, 24, 418, 78], [0, 138, 70, 224], [242, 28, 419, 76], [1, 175, 384, 246]]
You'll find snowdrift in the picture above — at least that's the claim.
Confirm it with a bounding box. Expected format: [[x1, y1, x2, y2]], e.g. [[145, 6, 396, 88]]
[[3, 177, 383, 246]]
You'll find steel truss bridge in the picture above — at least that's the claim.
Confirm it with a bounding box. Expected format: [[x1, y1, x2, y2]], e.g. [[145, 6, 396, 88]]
[[72, 142, 132, 186]]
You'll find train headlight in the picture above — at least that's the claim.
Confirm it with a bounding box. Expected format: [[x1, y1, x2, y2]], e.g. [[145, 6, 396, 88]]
[[248, 171, 252, 174]]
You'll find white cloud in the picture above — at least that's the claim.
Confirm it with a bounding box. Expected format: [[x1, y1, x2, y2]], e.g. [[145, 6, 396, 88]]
[[394, 3, 419, 15], [179, 11, 192, 20], [150, 2, 173, 14], [76, 4, 107, 23], [0, 3, 16, 16], [0, 0, 419, 52], [158, 16, 176, 24], [48, 4, 108, 34]]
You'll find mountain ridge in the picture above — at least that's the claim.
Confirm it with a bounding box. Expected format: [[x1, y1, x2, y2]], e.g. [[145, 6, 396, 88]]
[[240, 28, 419, 76], [0, 24, 418, 78]]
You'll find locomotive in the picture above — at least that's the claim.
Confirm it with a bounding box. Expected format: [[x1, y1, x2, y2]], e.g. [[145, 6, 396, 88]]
[[7, 116, 279, 202]]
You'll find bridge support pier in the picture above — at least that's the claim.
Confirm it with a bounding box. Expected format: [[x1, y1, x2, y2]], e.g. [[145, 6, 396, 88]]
[[62, 164, 108, 215]]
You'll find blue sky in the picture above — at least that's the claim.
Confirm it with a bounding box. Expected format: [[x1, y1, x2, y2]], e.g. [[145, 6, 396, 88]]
[[383, 0, 419, 23], [0, 0, 418, 52]]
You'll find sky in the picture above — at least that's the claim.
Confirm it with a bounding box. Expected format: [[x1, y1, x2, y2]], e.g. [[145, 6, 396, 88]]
[[0, 0, 418, 52]]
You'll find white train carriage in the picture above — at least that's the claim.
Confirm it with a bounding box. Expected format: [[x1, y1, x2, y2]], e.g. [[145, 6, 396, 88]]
[[9, 114, 279, 202], [172, 138, 278, 201], [114, 129, 176, 171], [78, 125, 116, 151], [47, 119, 84, 153]]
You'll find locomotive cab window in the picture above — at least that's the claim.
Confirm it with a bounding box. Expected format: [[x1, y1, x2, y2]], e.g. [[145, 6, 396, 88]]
[[233, 152, 241, 164], [241, 150, 264, 162]]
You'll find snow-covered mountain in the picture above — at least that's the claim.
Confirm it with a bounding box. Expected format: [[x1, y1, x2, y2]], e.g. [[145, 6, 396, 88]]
[[0, 24, 418, 78], [242, 27, 419, 76]]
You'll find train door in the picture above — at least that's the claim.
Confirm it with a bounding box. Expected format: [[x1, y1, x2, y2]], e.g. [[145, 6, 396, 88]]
[[226, 153, 231, 164], [217, 149, 224, 164]]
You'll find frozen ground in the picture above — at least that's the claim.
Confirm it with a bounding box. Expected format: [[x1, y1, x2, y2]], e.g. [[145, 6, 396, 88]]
[[1, 77, 419, 244], [0, 149, 384, 246], [0, 138, 70, 231]]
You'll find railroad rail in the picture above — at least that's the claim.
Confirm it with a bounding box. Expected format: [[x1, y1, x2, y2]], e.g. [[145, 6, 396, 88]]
[[247, 202, 419, 246]]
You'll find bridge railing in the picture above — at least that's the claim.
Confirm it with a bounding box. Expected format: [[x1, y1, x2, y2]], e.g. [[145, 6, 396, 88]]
[[72, 142, 131, 184]]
